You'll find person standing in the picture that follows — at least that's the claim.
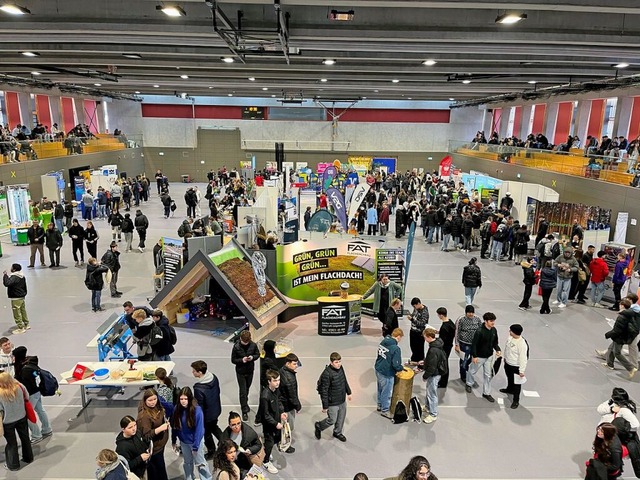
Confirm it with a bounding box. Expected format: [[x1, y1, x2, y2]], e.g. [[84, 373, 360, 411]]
[[278, 353, 301, 451], [136, 388, 170, 480], [610, 253, 630, 311], [63, 200, 74, 231], [518, 258, 536, 311], [3, 264, 29, 334], [121, 212, 134, 252], [115, 415, 150, 480], [85, 257, 108, 312], [84, 220, 99, 259], [134, 209, 149, 253], [407, 298, 430, 364], [435, 307, 455, 388], [13, 346, 52, 443], [314, 352, 352, 442], [260, 369, 287, 474], [367, 204, 378, 236], [421, 327, 448, 424], [155, 170, 164, 195], [383, 298, 402, 337], [534, 215, 549, 248], [68, 219, 85, 267], [230, 330, 259, 421], [362, 275, 403, 326], [500, 324, 529, 409], [101, 241, 122, 298], [0, 372, 34, 471], [184, 187, 197, 218], [440, 214, 452, 252], [553, 247, 578, 309], [539, 260, 557, 314], [454, 305, 482, 382], [374, 328, 404, 418], [110, 182, 122, 211], [191, 360, 223, 460], [52, 201, 64, 234], [303, 206, 311, 231], [465, 312, 501, 402], [462, 257, 482, 306], [108, 208, 123, 242], [81, 190, 94, 220], [26, 219, 45, 268]]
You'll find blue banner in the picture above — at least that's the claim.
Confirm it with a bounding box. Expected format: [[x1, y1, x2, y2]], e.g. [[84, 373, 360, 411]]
[[403, 222, 417, 302], [326, 186, 348, 230]]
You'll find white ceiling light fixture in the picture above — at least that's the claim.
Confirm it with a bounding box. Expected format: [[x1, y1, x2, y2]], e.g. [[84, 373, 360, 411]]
[[21, 51, 39, 57], [122, 53, 142, 59], [30, 71, 40, 76], [271, 94, 276, 98], [0, 4, 31, 15], [374, 89, 379, 93], [320, 78, 328, 83], [614, 62, 629, 69], [156, 5, 186, 17], [208, 86, 214, 89], [462, 79, 471, 84], [422, 60, 437, 66], [449, 97, 455, 101], [528, 80, 537, 84], [153, 84, 160, 88], [134, 91, 141, 94], [180, 74, 189, 79], [94, 83, 102, 87], [228, 93, 233, 97], [391, 79, 400, 83], [322, 59, 336, 65], [495, 13, 527, 24], [248, 77, 255, 81], [262, 87, 268, 91], [221, 57, 234, 63]]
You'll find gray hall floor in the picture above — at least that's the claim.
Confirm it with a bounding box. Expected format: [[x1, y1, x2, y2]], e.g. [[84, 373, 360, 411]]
[[0, 182, 636, 480]]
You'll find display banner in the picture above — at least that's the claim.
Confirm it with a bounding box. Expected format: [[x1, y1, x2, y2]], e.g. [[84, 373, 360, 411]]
[[326, 186, 347, 229], [439, 155, 453, 177], [322, 165, 338, 191], [403, 222, 417, 301], [162, 237, 184, 286], [307, 209, 334, 233], [0, 190, 10, 230], [347, 183, 368, 221], [276, 238, 378, 305], [614, 212, 629, 244], [376, 248, 405, 283]]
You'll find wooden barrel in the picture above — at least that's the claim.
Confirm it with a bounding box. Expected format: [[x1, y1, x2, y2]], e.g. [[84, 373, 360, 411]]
[[390, 366, 415, 414]]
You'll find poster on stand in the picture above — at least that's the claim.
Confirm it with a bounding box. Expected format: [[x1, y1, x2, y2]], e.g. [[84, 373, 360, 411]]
[[376, 248, 405, 283], [162, 237, 184, 286]]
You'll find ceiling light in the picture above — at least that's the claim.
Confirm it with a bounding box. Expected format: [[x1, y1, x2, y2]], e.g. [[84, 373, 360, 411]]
[[94, 83, 102, 87], [495, 13, 527, 24], [408, 97, 412, 100], [614, 62, 629, 69], [449, 98, 455, 101], [374, 89, 379, 93], [320, 78, 328, 83], [322, 59, 336, 65], [0, 4, 31, 15], [248, 77, 255, 81], [134, 91, 141, 94], [362, 96, 367, 99], [156, 5, 186, 17], [180, 74, 189, 79], [422, 60, 437, 66], [528, 80, 537, 84], [122, 53, 142, 59], [391, 79, 400, 83], [21, 51, 39, 57], [328, 9, 354, 21], [462, 79, 471, 84], [228, 93, 233, 97], [30, 71, 40, 76], [221, 57, 234, 63], [262, 87, 268, 91], [208, 86, 214, 89], [271, 94, 276, 98], [153, 84, 160, 88]]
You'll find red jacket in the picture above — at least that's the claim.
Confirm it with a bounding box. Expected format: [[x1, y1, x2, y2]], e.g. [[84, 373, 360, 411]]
[[590, 257, 610, 283]]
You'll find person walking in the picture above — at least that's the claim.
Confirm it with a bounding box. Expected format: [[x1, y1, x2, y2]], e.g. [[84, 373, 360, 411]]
[[553, 246, 578, 309], [136, 388, 170, 480], [539, 260, 557, 314], [454, 305, 482, 382], [421, 327, 448, 424], [465, 312, 501, 402], [184, 187, 197, 218], [462, 257, 482, 306], [518, 258, 536, 311], [191, 360, 223, 460], [84, 220, 99, 260], [63, 200, 74, 231], [315, 352, 352, 442], [367, 204, 378, 236], [3, 264, 30, 334], [68, 219, 85, 267], [52, 200, 64, 234], [85, 257, 108, 312], [101, 241, 122, 298], [406, 297, 431, 364], [375, 328, 404, 419], [259, 369, 287, 474], [278, 353, 301, 451], [610, 253, 630, 311], [121, 212, 134, 252], [500, 324, 528, 409], [0, 372, 34, 471], [230, 330, 259, 422], [134, 209, 149, 253], [26, 219, 45, 268], [602, 298, 639, 378], [435, 307, 455, 388]]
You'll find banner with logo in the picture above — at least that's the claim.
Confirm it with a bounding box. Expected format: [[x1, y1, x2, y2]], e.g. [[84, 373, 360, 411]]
[[276, 238, 378, 305], [307, 209, 334, 233], [326, 186, 347, 230], [403, 222, 416, 302], [439, 155, 453, 178], [322, 165, 337, 191], [347, 183, 368, 221]]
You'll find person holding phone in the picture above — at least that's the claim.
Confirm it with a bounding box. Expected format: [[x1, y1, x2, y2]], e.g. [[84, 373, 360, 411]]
[[115, 415, 150, 480], [136, 388, 170, 480]]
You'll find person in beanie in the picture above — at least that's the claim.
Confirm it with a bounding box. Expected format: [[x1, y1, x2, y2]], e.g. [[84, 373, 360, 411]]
[[374, 328, 404, 419], [466, 312, 501, 402], [500, 324, 528, 409], [421, 327, 448, 424], [3, 264, 29, 334]]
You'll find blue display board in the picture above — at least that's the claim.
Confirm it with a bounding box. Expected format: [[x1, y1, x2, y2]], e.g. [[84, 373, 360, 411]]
[[372, 157, 397, 173]]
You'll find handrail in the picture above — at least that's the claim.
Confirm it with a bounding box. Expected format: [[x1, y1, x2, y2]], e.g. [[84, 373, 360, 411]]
[[241, 139, 351, 151]]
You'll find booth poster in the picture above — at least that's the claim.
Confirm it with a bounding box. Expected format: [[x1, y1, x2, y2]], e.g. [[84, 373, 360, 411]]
[[162, 237, 184, 286], [376, 248, 405, 283], [276, 238, 379, 305], [0, 189, 9, 231]]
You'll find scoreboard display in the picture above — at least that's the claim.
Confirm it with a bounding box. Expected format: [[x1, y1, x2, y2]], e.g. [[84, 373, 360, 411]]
[[242, 106, 265, 119]]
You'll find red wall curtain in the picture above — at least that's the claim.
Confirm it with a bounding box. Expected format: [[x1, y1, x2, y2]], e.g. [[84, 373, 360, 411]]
[[83, 99, 98, 134], [35, 94, 52, 129], [4, 91, 21, 128], [553, 102, 574, 145], [627, 97, 640, 141], [586, 99, 605, 138], [512, 106, 523, 138], [60, 97, 76, 133], [491, 108, 502, 135], [531, 104, 546, 133]]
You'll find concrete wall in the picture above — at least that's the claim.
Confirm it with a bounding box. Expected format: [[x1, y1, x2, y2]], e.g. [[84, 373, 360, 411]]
[[1, 148, 144, 200]]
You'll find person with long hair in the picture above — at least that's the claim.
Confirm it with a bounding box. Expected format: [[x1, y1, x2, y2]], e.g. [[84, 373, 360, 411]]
[[0, 371, 34, 471], [220, 411, 264, 475], [171, 386, 212, 480], [115, 415, 150, 479], [589, 422, 624, 479], [539, 260, 557, 314], [212, 439, 240, 480], [398, 455, 439, 480], [136, 388, 170, 480], [155, 367, 176, 415], [95, 448, 128, 480], [85, 220, 99, 259]]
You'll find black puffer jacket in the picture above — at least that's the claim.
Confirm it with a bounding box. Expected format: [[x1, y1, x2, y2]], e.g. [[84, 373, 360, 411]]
[[462, 219, 474, 237], [422, 338, 448, 379], [441, 219, 452, 235], [17, 356, 40, 395], [318, 364, 352, 409], [605, 309, 637, 345], [451, 216, 463, 237], [3, 272, 27, 298], [539, 267, 557, 290], [279, 365, 301, 412], [115, 431, 150, 479], [462, 264, 482, 288]]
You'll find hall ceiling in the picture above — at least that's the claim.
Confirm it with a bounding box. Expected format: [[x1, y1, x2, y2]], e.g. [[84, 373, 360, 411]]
[[1, 0, 640, 102]]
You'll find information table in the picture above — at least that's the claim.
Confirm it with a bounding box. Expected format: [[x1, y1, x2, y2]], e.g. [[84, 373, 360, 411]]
[[316, 295, 362, 335]]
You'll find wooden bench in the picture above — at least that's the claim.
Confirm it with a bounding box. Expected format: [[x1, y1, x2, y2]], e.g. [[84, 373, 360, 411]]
[[599, 170, 634, 186]]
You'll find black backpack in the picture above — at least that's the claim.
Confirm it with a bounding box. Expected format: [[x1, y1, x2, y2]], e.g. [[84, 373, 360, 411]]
[[168, 325, 178, 345], [39, 368, 59, 396], [409, 396, 423, 422], [392, 400, 408, 424], [149, 324, 165, 346]]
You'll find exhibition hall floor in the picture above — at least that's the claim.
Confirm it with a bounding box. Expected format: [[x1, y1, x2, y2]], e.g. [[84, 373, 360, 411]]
[[0, 183, 633, 479]]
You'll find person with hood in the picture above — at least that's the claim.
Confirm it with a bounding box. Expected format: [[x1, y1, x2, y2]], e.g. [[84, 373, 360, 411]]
[[68, 218, 85, 267], [278, 353, 301, 448], [131, 309, 155, 361], [3, 263, 29, 334], [590, 250, 611, 308], [134, 209, 149, 252], [85, 257, 109, 312], [440, 214, 452, 252], [121, 212, 135, 252], [94, 448, 129, 480], [462, 257, 482, 306], [601, 299, 638, 378], [150, 310, 175, 361], [394, 204, 405, 238], [115, 415, 150, 479], [136, 388, 170, 480], [101, 241, 122, 298], [518, 257, 537, 311], [500, 324, 528, 409], [13, 346, 52, 443], [539, 260, 557, 314], [220, 411, 264, 475], [421, 327, 448, 423], [553, 246, 579, 308], [374, 328, 404, 419], [610, 253, 630, 311], [191, 360, 222, 460], [363, 275, 404, 326]]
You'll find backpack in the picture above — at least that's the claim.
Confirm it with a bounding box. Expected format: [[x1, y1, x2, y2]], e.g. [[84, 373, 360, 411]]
[[170, 201, 177, 212], [493, 227, 506, 241], [149, 324, 165, 346], [168, 325, 178, 345], [543, 241, 554, 257], [409, 396, 423, 422], [437, 352, 449, 376], [39, 368, 59, 396], [551, 242, 561, 259], [627, 320, 640, 345], [177, 224, 186, 237], [392, 400, 408, 424], [578, 268, 587, 282]]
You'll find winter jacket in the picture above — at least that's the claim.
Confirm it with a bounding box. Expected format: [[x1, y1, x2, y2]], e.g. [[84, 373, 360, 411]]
[[95, 460, 128, 480], [153, 316, 175, 357], [193, 371, 222, 422], [462, 219, 474, 237], [521, 262, 536, 286], [114, 431, 150, 479], [132, 317, 155, 358], [451, 216, 463, 237], [259, 386, 284, 433], [27, 225, 45, 244], [53, 204, 64, 220], [121, 216, 134, 234], [379, 207, 390, 225], [279, 365, 301, 412], [554, 251, 579, 279], [317, 364, 352, 409], [68, 224, 85, 243], [514, 230, 530, 254], [220, 422, 262, 455], [590, 257, 610, 283], [362, 280, 403, 313], [384, 307, 399, 333], [16, 356, 41, 395], [85, 263, 108, 291], [101, 249, 121, 273], [171, 405, 205, 450], [613, 258, 629, 285], [539, 266, 557, 290], [85, 227, 98, 247], [422, 338, 448, 379], [231, 340, 260, 375], [441, 219, 452, 235], [462, 264, 482, 288], [367, 207, 378, 225], [136, 407, 169, 455], [134, 212, 148, 231], [108, 212, 124, 227], [605, 309, 637, 345], [471, 325, 500, 359], [3, 271, 27, 299], [375, 336, 404, 377]]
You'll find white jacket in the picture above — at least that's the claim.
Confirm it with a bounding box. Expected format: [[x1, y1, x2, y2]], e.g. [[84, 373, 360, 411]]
[[503, 336, 528, 373], [597, 401, 640, 430], [0, 352, 14, 376]]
